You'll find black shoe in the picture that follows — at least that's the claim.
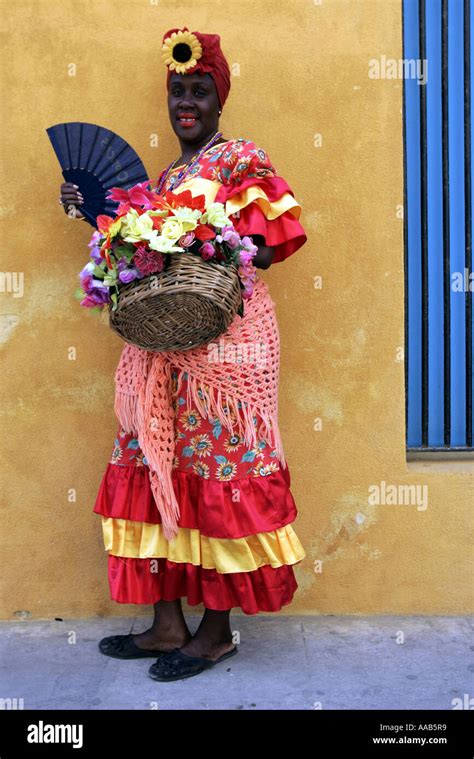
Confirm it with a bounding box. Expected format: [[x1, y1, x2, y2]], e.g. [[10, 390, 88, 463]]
[[148, 645, 238, 681], [98, 633, 169, 660]]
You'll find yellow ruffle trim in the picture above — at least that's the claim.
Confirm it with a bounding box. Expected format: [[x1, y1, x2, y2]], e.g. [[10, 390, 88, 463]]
[[101, 517, 306, 574], [175, 177, 221, 207], [172, 177, 302, 222], [225, 185, 302, 221]]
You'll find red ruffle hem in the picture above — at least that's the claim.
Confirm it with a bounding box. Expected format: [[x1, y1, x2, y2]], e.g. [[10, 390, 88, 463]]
[[93, 455, 302, 614]]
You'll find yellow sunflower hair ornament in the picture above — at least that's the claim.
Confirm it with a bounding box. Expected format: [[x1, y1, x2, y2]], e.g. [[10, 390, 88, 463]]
[[162, 29, 203, 74], [162, 26, 232, 109]]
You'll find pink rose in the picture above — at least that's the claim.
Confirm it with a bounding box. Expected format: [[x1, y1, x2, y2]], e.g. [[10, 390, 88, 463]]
[[199, 242, 216, 260], [179, 232, 196, 247]]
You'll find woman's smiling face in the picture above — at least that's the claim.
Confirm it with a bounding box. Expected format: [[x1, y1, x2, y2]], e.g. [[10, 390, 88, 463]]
[[168, 71, 221, 145]]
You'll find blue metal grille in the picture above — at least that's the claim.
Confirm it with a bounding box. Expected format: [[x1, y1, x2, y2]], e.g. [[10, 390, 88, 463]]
[[403, 0, 473, 450]]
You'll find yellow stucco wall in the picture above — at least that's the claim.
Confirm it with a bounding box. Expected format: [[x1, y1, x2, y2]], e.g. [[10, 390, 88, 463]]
[[1, 0, 472, 620]]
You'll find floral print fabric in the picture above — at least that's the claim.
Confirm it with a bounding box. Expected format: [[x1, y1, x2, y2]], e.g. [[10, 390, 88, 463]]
[[110, 369, 281, 482], [155, 138, 277, 189]]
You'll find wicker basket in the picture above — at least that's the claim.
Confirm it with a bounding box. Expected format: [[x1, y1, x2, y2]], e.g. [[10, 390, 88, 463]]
[[108, 252, 243, 352]]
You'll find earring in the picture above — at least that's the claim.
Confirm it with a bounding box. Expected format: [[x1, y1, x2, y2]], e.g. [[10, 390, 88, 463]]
[[218, 109, 222, 115]]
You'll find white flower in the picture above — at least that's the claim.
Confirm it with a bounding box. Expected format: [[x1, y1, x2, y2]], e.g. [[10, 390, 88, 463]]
[[121, 209, 154, 242], [200, 202, 231, 229], [160, 216, 186, 242], [148, 230, 184, 254], [170, 207, 201, 231]]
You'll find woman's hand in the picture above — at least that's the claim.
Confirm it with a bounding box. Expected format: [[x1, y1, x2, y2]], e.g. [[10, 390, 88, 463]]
[[59, 182, 85, 219], [252, 235, 275, 269]]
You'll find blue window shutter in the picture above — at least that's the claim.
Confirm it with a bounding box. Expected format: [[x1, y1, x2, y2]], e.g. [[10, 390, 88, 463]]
[[403, 0, 473, 450]]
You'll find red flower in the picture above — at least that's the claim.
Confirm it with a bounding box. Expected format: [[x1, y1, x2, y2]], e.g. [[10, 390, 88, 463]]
[[164, 189, 206, 213], [151, 215, 163, 231], [133, 246, 165, 276], [214, 245, 226, 263], [96, 214, 115, 234], [99, 234, 113, 267], [194, 224, 216, 242], [106, 181, 164, 214]]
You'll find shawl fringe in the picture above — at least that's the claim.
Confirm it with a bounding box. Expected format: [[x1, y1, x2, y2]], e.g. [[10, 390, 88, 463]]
[[175, 368, 287, 469], [112, 278, 286, 543], [114, 391, 138, 436]]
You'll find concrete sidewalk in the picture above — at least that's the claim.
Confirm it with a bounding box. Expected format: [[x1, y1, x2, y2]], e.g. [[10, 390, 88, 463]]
[[0, 615, 472, 710]]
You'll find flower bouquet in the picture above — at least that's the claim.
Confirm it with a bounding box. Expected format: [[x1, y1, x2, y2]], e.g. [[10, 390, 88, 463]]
[[75, 182, 259, 351]]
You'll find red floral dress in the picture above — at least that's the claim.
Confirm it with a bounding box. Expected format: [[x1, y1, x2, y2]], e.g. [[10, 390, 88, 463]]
[[93, 137, 308, 614]]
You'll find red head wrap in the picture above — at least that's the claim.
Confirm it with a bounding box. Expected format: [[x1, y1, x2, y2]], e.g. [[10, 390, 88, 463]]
[[162, 26, 231, 109]]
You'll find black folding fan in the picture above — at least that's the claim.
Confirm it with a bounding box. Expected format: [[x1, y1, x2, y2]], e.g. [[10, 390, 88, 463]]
[[46, 122, 149, 227]]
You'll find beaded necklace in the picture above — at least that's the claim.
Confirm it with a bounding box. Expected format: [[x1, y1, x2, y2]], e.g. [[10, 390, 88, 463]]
[[156, 130, 223, 195]]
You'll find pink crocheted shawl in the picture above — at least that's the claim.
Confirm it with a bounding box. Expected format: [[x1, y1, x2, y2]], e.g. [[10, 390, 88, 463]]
[[113, 277, 286, 541]]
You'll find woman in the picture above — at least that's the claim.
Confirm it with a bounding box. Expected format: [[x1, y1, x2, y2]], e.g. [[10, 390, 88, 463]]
[[59, 27, 308, 682]]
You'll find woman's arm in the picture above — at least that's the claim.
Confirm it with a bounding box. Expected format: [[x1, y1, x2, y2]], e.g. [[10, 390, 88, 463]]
[[252, 234, 275, 269]]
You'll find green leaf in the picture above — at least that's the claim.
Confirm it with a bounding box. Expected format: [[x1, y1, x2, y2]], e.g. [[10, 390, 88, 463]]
[[92, 265, 105, 278], [115, 245, 135, 260]]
